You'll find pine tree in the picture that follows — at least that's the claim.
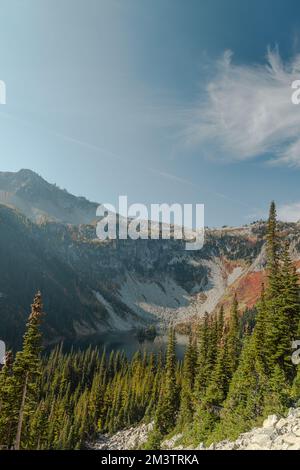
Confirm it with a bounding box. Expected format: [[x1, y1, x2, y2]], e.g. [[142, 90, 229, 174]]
[[265, 240, 300, 379], [226, 295, 241, 378], [211, 202, 300, 442], [194, 312, 215, 398], [291, 361, 300, 404], [0, 351, 14, 448], [277, 242, 300, 378], [264, 364, 291, 416], [217, 306, 224, 346], [154, 329, 179, 436], [253, 284, 267, 368], [266, 201, 280, 294], [192, 326, 229, 444], [11, 291, 44, 449], [212, 336, 268, 442], [177, 334, 196, 426]]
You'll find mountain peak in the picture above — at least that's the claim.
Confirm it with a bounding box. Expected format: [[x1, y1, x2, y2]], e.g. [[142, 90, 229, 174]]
[[17, 168, 43, 179], [0, 169, 98, 224]]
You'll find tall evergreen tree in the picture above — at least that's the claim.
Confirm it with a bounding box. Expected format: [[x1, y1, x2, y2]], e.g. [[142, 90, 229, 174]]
[[194, 312, 216, 399], [12, 291, 44, 449], [0, 351, 14, 447], [178, 334, 196, 426], [226, 295, 241, 378], [154, 329, 179, 436], [192, 322, 229, 444], [266, 201, 280, 294], [265, 241, 300, 379]]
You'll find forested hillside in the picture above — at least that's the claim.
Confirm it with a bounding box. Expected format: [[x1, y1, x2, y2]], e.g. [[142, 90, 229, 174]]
[[0, 172, 264, 346], [1, 203, 300, 450], [3, 170, 300, 352]]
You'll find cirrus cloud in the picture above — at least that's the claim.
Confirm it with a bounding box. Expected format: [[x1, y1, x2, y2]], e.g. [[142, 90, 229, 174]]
[[277, 201, 300, 222], [185, 47, 300, 166]]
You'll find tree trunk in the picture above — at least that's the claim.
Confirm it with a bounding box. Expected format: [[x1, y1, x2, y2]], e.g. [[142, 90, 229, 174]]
[[15, 371, 29, 450]]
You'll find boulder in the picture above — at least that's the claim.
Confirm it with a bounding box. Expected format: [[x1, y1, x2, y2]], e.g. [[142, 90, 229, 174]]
[[263, 414, 278, 428], [282, 433, 300, 446], [91, 407, 300, 451], [276, 418, 287, 430]]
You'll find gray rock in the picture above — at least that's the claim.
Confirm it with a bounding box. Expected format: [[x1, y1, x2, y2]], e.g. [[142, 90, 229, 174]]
[[196, 442, 205, 450], [263, 414, 278, 428], [292, 426, 300, 437], [162, 433, 183, 449], [273, 436, 284, 445], [251, 434, 272, 449], [276, 418, 287, 430], [288, 408, 300, 419], [244, 443, 265, 450], [287, 443, 300, 450], [282, 433, 300, 446], [90, 407, 300, 451]]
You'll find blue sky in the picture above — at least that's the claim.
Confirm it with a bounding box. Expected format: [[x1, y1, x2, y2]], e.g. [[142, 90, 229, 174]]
[[1, 0, 300, 226]]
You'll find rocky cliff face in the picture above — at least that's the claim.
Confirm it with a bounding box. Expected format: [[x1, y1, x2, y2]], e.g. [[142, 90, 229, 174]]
[[1, 170, 300, 347], [91, 408, 300, 450], [0, 203, 264, 346]]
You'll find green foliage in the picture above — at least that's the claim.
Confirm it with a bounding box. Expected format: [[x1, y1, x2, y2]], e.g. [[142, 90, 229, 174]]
[[0, 313, 165, 449], [177, 334, 196, 426], [1, 202, 300, 450], [153, 329, 179, 436]]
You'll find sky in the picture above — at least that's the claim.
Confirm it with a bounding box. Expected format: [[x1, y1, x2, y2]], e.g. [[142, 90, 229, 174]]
[[1, 0, 300, 226]]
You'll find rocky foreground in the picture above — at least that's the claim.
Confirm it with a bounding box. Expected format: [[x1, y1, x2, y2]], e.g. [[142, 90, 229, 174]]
[[91, 423, 154, 450], [92, 408, 300, 450]]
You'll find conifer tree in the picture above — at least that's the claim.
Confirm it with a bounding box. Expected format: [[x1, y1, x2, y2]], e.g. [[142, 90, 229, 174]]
[[178, 334, 196, 426], [266, 201, 280, 294], [192, 324, 229, 443], [12, 291, 44, 449], [291, 359, 300, 403], [0, 351, 14, 447], [253, 284, 267, 368], [217, 306, 224, 346], [154, 328, 179, 435], [264, 364, 291, 416], [213, 336, 268, 442], [212, 203, 300, 441], [194, 313, 211, 398], [226, 295, 241, 378], [265, 240, 300, 379]]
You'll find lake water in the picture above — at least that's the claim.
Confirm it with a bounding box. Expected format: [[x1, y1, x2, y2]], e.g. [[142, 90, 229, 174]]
[[61, 331, 189, 360]]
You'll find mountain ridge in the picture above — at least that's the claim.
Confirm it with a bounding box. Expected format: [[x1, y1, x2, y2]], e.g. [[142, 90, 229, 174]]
[[0, 169, 99, 225], [1, 169, 300, 347]]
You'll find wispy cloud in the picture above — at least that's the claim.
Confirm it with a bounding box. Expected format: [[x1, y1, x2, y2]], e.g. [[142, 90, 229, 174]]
[[277, 201, 300, 222], [249, 201, 300, 222], [184, 47, 300, 166]]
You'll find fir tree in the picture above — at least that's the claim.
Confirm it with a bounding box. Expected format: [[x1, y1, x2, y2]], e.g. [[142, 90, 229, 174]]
[[212, 337, 268, 442], [12, 291, 44, 449], [154, 329, 179, 436], [266, 201, 280, 294], [194, 312, 216, 399], [226, 295, 241, 378], [178, 334, 196, 426]]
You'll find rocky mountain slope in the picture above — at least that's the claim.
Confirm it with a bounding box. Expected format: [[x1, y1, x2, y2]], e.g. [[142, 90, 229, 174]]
[[200, 409, 300, 450], [1, 169, 300, 347], [91, 408, 300, 450], [0, 169, 98, 224]]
